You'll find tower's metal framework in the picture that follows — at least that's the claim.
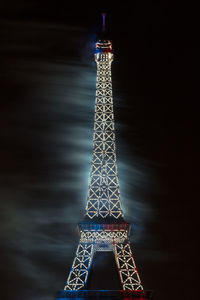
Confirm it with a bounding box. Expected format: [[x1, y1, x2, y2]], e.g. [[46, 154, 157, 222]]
[[58, 17, 151, 300]]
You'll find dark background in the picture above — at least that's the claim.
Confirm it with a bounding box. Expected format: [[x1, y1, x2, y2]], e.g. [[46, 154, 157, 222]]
[[0, 1, 199, 300]]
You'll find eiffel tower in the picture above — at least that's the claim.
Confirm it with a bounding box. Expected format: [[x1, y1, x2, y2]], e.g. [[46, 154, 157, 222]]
[[57, 14, 151, 300]]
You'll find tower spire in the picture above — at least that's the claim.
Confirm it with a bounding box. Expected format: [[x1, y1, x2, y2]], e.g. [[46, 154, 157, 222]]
[[102, 12, 106, 33]]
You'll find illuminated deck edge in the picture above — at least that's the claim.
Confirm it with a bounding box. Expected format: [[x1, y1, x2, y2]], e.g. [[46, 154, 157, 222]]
[[57, 290, 152, 299]]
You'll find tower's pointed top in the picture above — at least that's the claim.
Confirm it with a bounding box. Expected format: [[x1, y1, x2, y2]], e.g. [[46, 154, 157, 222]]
[[95, 13, 112, 54], [102, 13, 106, 33]]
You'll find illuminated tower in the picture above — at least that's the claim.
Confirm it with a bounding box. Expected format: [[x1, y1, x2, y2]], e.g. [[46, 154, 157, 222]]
[[57, 14, 151, 300]]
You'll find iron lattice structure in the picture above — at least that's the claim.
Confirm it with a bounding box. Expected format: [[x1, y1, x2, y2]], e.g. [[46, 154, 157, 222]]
[[62, 39, 145, 294], [86, 49, 123, 220]]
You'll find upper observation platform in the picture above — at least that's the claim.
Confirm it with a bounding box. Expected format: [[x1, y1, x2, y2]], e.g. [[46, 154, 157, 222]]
[[94, 40, 113, 62], [95, 39, 113, 53]]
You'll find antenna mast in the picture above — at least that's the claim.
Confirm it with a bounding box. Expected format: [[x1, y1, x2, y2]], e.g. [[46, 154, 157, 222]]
[[102, 13, 106, 33]]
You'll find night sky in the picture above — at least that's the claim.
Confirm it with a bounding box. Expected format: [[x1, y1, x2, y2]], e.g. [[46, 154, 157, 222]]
[[0, 1, 199, 300]]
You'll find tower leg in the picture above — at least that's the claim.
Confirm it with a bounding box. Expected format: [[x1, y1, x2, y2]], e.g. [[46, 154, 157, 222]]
[[64, 242, 94, 290], [113, 242, 143, 291]]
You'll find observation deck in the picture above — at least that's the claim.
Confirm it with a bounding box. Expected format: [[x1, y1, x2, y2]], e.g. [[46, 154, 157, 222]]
[[95, 40, 113, 53], [95, 39, 113, 62]]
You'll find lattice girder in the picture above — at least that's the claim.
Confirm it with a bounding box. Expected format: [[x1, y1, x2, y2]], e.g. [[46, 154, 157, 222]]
[[80, 229, 128, 244], [86, 56, 123, 219], [114, 243, 143, 291], [64, 229, 143, 291], [64, 243, 94, 290]]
